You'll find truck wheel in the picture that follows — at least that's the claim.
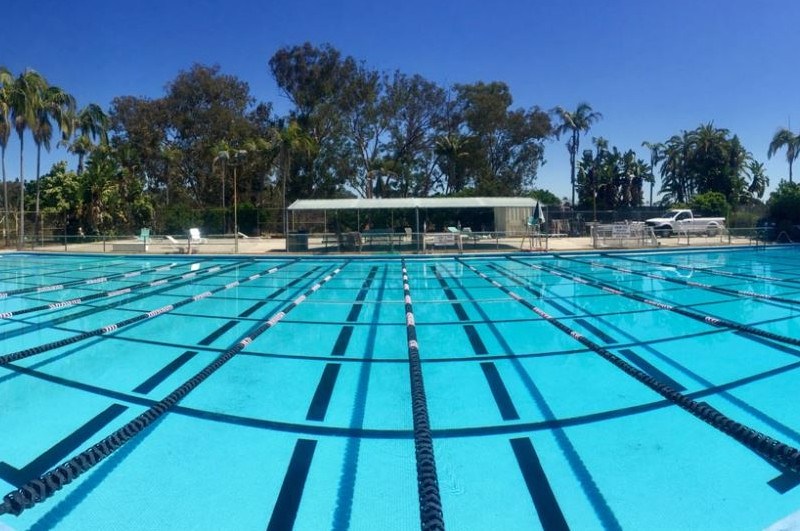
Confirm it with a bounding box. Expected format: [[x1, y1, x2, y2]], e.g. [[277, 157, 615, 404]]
[[659, 226, 672, 238], [706, 224, 719, 237]]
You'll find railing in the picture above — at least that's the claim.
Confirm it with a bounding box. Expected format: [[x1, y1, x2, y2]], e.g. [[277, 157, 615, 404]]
[[5, 226, 792, 255], [591, 223, 658, 249]]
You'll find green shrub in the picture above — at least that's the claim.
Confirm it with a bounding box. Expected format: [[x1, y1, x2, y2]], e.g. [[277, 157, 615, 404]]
[[767, 181, 800, 225], [690, 192, 730, 218]]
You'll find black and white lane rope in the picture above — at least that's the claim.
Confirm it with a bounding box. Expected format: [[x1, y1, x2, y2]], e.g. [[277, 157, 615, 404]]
[[566, 255, 800, 308], [0, 260, 227, 320], [510, 256, 800, 350], [0, 259, 292, 366], [459, 259, 800, 475], [0, 261, 181, 299], [0, 262, 346, 517], [606, 253, 799, 286], [400, 260, 445, 531]]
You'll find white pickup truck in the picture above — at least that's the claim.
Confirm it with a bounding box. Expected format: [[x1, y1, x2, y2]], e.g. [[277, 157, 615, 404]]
[[644, 209, 725, 237]]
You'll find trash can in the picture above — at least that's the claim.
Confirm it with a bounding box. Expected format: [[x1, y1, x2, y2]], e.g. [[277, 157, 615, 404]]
[[287, 230, 309, 252]]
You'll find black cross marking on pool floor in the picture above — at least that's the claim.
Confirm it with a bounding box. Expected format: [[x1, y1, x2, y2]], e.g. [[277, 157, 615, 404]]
[[432, 264, 570, 527], [0, 347, 203, 488], [270, 266, 379, 529]]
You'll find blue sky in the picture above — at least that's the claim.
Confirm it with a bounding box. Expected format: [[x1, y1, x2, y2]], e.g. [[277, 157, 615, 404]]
[[3, 0, 799, 201]]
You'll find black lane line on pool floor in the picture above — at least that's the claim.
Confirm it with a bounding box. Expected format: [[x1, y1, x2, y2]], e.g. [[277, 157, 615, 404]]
[[440, 264, 622, 531], [305, 266, 379, 423], [6, 345, 800, 444], [306, 364, 342, 422], [1, 346, 201, 487], [272, 265, 379, 528], [0, 259, 296, 366], [503, 257, 800, 452], [0, 265, 312, 490], [0, 258, 266, 342], [510, 438, 570, 531], [266, 438, 317, 531], [133, 351, 199, 394], [0, 262, 347, 518], [461, 259, 800, 479], [437, 262, 609, 529], [332, 265, 387, 530], [198, 321, 239, 346], [0, 405, 128, 488], [402, 261, 445, 531], [430, 265, 516, 415]]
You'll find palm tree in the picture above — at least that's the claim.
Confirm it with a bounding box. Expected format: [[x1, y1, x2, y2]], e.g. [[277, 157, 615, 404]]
[[32, 83, 76, 235], [745, 160, 769, 201], [434, 133, 473, 194], [212, 140, 231, 233], [270, 120, 316, 246], [767, 128, 800, 183], [641, 141, 664, 206], [0, 67, 13, 246], [8, 69, 47, 248], [68, 103, 109, 174], [553, 103, 602, 207]]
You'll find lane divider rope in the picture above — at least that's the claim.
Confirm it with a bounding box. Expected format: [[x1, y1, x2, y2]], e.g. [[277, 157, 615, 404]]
[[0, 260, 294, 366], [509, 256, 800, 350], [460, 258, 800, 475], [0, 261, 181, 299], [0, 262, 346, 517], [401, 260, 445, 531], [0, 261, 240, 320]]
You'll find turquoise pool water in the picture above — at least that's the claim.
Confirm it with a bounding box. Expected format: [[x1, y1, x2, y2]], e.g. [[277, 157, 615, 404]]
[[1, 248, 800, 530]]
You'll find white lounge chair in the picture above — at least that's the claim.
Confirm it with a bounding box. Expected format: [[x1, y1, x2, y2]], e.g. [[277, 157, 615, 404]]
[[165, 235, 186, 254], [189, 228, 207, 244]]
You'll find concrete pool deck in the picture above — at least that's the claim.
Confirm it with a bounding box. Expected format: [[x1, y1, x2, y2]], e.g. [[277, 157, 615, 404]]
[[14, 231, 763, 255]]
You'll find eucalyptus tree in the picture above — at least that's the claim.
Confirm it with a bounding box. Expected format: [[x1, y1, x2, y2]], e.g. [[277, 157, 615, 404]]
[[767, 128, 800, 183], [335, 62, 386, 198], [382, 73, 447, 197], [553, 102, 602, 206], [0, 67, 13, 245], [453, 81, 551, 195], [110, 64, 263, 212]]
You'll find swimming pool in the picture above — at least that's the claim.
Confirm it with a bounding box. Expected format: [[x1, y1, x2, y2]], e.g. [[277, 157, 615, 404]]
[[1, 247, 799, 530]]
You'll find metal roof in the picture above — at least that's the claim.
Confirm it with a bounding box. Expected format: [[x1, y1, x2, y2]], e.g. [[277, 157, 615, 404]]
[[288, 197, 537, 211]]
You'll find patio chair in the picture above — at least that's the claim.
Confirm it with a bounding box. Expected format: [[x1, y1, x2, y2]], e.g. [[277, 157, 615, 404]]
[[165, 235, 186, 254], [189, 228, 207, 244]]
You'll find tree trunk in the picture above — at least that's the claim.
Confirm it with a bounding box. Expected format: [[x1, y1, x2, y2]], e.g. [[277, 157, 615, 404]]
[[18, 134, 24, 250], [1, 146, 8, 247]]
